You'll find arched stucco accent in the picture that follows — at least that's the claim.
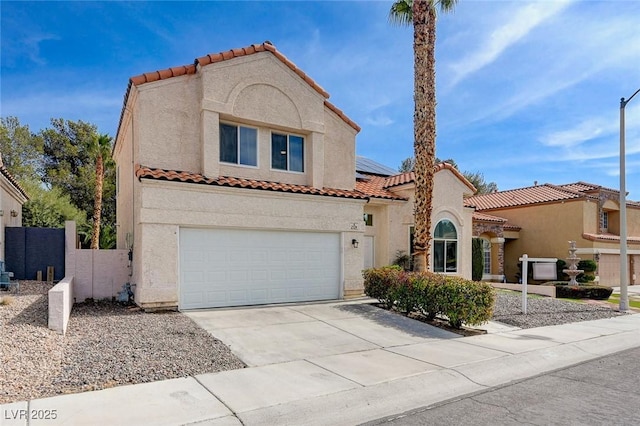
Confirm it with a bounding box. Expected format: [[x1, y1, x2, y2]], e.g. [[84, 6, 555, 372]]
[[432, 207, 465, 229], [230, 82, 303, 129]]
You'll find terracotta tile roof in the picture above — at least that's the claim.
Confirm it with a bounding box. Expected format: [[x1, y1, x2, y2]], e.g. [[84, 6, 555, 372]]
[[0, 155, 28, 200], [559, 181, 619, 194], [464, 183, 593, 211], [355, 175, 408, 201], [472, 212, 507, 223], [195, 43, 330, 99], [118, 42, 360, 136], [382, 163, 476, 193], [135, 165, 368, 200], [583, 233, 640, 244]]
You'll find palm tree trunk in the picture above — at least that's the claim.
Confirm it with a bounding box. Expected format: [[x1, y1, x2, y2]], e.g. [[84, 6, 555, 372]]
[[90, 154, 103, 249], [412, 0, 437, 272]]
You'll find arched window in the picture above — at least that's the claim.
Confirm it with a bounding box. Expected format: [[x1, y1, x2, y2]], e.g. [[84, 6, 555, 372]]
[[433, 220, 457, 273], [482, 238, 491, 275]]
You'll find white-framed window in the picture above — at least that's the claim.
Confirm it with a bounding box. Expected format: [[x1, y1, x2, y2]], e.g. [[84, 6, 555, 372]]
[[220, 123, 258, 167], [482, 238, 491, 274], [602, 211, 609, 231], [433, 219, 457, 273], [364, 213, 373, 226], [272, 132, 304, 172]]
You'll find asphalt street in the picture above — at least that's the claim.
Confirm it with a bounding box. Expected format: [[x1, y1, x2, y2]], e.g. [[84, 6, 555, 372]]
[[364, 346, 640, 426]]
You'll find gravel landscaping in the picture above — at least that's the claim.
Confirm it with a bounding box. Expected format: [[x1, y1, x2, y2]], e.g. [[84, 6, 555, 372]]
[[0, 282, 629, 404], [492, 291, 627, 329], [0, 281, 245, 404]]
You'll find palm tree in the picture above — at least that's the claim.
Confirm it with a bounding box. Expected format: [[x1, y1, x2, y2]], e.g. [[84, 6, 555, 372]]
[[389, 0, 458, 272], [90, 134, 112, 249]]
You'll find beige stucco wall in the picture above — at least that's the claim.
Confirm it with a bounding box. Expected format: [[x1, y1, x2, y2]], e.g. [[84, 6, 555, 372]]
[[0, 176, 26, 261], [488, 200, 596, 281], [120, 53, 356, 192], [363, 169, 473, 279], [132, 180, 366, 308]]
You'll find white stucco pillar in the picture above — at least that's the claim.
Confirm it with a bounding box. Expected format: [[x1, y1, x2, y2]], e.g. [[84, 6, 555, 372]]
[[201, 110, 220, 178]]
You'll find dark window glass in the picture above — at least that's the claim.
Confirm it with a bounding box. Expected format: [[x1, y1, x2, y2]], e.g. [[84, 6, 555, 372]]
[[239, 127, 257, 166], [220, 124, 238, 164], [271, 133, 288, 170], [289, 135, 304, 172], [433, 241, 444, 272]]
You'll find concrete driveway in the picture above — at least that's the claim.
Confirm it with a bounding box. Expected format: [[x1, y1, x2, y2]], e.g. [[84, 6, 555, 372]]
[[185, 299, 460, 367]]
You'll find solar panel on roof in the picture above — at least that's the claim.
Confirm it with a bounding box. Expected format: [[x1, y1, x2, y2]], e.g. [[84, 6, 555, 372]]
[[355, 156, 397, 176]]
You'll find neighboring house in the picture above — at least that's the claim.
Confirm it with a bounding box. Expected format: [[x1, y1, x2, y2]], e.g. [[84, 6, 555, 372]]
[[465, 182, 640, 286], [355, 157, 476, 279], [0, 154, 28, 261], [114, 42, 367, 310]]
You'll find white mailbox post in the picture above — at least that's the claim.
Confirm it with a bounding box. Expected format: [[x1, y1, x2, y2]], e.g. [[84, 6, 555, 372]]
[[519, 254, 557, 314]]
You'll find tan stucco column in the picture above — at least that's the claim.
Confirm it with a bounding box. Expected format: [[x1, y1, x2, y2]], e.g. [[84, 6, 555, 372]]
[[201, 109, 220, 177], [309, 132, 324, 189]]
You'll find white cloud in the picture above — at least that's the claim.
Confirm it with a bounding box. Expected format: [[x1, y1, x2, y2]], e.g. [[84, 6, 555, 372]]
[[365, 113, 394, 127], [447, 0, 573, 86]]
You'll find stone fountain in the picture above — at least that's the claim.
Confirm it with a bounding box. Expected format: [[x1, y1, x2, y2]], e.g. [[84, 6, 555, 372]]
[[563, 241, 584, 285]]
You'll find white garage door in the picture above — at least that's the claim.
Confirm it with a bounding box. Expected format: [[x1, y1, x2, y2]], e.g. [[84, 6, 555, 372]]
[[179, 228, 341, 309]]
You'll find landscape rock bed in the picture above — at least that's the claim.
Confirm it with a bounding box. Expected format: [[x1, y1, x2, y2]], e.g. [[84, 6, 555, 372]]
[[0, 281, 245, 404], [492, 292, 627, 329]]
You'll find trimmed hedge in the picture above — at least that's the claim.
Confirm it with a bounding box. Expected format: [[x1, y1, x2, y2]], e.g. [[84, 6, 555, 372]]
[[363, 267, 496, 328], [555, 284, 613, 300]]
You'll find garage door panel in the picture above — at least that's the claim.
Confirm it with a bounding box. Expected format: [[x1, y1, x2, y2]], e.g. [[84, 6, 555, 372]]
[[180, 228, 341, 309]]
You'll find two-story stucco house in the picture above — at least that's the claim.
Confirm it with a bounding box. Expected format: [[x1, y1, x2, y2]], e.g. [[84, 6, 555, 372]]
[[465, 182, 640, 286], [113, 42, 476, 311], [114, 42, 369, 310], [0, 154, 28, 262]]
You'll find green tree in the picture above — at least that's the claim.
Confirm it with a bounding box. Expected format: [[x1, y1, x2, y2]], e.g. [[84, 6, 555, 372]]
[[89, 134, 113, 249], [40, 118, 116, 248], [399, 156, 498, 194], [0, 116, 43, 181], [471, 238, 484, 281], [21, 179, 88, 228], [390, 0, 458, 272]]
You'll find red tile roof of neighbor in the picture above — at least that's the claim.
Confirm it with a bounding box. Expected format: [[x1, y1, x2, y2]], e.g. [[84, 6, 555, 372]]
[[119, 42, 360, 135], [0, 155, 28, 200], [136, 165, 368, 200], [464, 183, 598, 211], [583, 233, 640, 244]]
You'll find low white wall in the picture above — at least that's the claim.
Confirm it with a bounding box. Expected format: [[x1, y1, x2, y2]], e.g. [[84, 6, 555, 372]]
[[65, 221, 130, 302], [491, 282, 556, 298], [48, 276, 74, 335]]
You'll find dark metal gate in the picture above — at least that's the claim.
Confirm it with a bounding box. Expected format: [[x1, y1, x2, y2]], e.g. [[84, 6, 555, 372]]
[[4, 227, 65, 281]]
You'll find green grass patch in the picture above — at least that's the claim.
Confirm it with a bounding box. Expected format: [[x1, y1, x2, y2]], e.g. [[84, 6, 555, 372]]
[[607, 295, 640, 309]]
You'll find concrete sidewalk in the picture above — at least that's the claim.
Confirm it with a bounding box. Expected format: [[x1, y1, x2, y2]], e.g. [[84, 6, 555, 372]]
[[3, 305, 640, 426]]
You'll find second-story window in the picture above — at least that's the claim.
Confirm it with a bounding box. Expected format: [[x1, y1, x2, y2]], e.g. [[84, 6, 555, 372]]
[[272, 133, 304, 172], [220, 123, 257, 167]]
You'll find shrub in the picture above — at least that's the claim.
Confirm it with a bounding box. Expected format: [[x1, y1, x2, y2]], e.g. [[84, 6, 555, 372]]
[[555, 284, 612, 300], [471, 238, 484, 281], [363, 267, 496, 329], [363, 266, 403, 309], [439, 277, 495, 328], [392, 250, 412, 271], [413, 272, 446, 320]]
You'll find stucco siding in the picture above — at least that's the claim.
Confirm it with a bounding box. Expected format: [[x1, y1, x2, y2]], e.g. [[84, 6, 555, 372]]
[[488, 200, 592, 281], [322, 109, 358, 190], [134, 180, 365, 308], [134, 77, 201, 172]]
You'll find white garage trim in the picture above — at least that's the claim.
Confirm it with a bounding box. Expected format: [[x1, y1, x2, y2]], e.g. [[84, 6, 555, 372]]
[[179, 227, 342, 309]]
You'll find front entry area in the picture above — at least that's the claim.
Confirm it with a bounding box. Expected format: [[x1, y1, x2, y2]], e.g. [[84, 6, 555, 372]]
[[179, 228, 341, 309]]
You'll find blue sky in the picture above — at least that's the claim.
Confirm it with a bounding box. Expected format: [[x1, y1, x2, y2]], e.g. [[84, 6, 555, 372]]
[[2, 1, 640, 198]]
